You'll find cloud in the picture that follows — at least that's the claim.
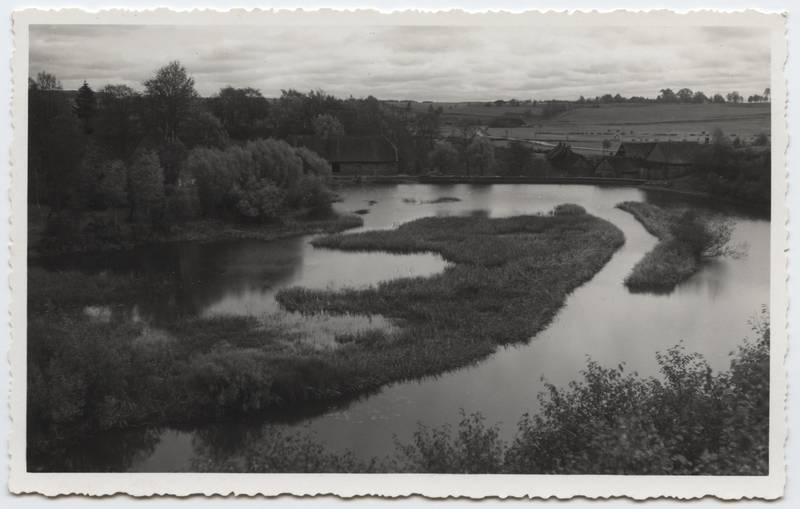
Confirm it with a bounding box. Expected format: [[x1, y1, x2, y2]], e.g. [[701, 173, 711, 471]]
[[29, 24, 771, 101]]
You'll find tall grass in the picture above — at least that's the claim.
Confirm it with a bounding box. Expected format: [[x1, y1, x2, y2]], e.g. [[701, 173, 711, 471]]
[[617, 201, 733, 292]]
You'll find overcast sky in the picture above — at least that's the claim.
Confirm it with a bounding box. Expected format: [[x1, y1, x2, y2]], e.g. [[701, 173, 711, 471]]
[[29, 24, 771, 101]]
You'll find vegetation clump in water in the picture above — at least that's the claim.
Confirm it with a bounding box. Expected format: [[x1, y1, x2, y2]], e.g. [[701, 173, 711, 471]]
[[617, 201, 735, 292], [420, 196, 461, 204]]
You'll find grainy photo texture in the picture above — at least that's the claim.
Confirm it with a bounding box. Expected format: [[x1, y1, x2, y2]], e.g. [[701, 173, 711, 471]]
[[9, 9, 787, 499]]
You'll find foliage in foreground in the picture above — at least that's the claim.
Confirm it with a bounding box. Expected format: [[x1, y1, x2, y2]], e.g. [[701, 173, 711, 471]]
[[617, 201, 735, 292], [194, 312, 769, 475]]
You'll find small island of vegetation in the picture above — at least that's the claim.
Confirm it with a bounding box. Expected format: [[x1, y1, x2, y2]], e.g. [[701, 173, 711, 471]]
[[616, 201, 735, 292]]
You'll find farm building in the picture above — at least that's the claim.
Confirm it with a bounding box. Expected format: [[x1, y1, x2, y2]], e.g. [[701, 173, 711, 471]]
[[289, 135, 399, 176], [594, 156, 642, 178], [614, 141, 707, 179], [546, 142, 593, 176]]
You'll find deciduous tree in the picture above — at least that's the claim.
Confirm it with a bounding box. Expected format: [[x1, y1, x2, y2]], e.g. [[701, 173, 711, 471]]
[[144, 61, 198, 143]]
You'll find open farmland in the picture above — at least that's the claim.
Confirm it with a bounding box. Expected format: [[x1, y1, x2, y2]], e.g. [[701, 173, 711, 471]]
[[439, 102, 770, 155]]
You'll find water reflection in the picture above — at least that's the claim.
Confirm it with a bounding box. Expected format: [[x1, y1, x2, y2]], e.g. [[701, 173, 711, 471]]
[[36, 184, 769, 471]]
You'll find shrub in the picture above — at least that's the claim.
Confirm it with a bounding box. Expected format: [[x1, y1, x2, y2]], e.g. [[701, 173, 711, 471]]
[[295, 146, 332, 179], [231, 178, 285, 222], [186, 146, 239, 216], [552, 203, 585, 216], [286, 174, 332, 213], [669, 210, 733, 258], [246, 138, 303, 187]]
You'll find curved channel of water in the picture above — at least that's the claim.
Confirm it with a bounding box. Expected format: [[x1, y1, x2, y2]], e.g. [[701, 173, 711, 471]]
[[42, 184, 769, 471]]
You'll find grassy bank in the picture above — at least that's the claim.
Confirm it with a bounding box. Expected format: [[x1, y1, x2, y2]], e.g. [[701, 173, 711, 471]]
[[29, 207, 363, 257], [616, 201, 732, 293], [191, 313, 769, 475], [28, 205, 624, 468]]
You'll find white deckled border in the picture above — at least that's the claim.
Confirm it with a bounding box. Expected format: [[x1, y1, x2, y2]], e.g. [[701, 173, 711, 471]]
[[7, 8, 789, 500]]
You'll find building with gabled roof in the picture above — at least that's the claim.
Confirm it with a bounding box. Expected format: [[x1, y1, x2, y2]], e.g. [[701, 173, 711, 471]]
[[613, 141, 708, 179], [615, 142, 657, 160], [546, 142, 593, 176], [289, 135, 399, 176], [594, 156, 642, 178]]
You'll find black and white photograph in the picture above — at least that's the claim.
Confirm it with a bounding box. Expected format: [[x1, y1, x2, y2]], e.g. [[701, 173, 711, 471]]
[[8, 8, 788, 499]]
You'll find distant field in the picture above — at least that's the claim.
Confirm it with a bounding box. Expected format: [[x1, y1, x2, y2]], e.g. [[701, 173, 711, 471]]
[[384, 99, 543, 121], [486, 103, 770, 155], [388, 100, 771, 155]]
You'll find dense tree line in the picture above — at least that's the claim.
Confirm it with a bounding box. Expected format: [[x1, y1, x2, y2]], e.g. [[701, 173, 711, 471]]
[[28, 61, 443, 251], [691, 127, 771, 205], [573, 88, 770, 105]]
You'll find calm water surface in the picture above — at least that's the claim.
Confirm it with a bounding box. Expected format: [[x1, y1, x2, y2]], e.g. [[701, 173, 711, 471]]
[[45, 184, 770, 471]]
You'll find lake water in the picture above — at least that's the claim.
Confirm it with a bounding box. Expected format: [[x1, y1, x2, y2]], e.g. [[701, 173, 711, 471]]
[[42, 184, 770, 471]]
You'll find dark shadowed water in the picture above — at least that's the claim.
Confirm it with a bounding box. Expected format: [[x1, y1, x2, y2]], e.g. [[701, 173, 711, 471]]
[[39, 184, 770, 471]]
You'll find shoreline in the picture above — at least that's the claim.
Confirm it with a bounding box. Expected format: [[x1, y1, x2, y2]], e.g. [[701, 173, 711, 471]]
[[29, 213, 365, 259], [333, 175, 769, 214]]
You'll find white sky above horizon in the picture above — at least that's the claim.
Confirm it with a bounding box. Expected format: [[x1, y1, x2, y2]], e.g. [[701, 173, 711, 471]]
[[29, 24, 771, 101]]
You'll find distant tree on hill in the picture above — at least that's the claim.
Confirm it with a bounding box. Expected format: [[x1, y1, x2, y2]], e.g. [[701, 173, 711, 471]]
[[72, 81, 98, 134], [726, 91, 742, 104], [763, 88, 771, 102], [753, 132, 769, 147], [712, 93, 726, 104], [600, 94, 614, 103], [658, 88, 678, 103], [692, 91, 709, 103], [677, 88, 694, 103], [33, 71, 62, 91]]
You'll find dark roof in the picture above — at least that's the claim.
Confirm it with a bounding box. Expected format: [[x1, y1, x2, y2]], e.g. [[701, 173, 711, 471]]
[[596, 156, 640, 174], [546, 143, 591, 170], [616, 142, 657, 159], [646, 142, 706, 165], [290, 135, 398, 163]]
